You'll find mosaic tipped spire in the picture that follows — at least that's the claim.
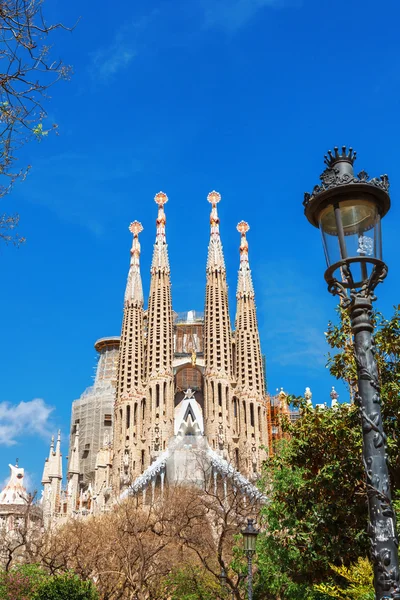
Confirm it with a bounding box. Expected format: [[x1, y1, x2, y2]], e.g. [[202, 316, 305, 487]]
[[234, 220, 265, 398], [125, 220, 144, 305], [206, 190, 225, 272], [151, 192, 170, 273], [236, 220, 254, 298]]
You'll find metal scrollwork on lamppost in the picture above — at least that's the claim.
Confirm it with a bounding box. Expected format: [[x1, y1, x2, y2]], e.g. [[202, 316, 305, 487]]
[[241, 519, 259, 600], [304, 146, 399, 600]]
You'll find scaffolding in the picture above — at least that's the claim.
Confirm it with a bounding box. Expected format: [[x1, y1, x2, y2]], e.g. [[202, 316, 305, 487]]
[[68, 337, 120, 488], [174, 310, 204, 324]]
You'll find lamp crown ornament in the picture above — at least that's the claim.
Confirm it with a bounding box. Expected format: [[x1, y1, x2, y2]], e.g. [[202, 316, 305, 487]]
[[244, 518, 258, 533], [303, 146, 390, 218], [324, 145, 357, 169]]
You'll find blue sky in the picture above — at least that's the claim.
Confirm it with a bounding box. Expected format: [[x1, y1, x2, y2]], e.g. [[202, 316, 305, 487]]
[[1, 0, 400, 491]]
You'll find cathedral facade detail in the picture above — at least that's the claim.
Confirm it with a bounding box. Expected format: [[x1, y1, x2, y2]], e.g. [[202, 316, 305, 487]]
[[41, 191, 270, 520]]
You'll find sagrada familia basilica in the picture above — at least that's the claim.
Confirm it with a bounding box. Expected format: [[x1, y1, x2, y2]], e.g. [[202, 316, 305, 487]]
[[2, 190, 313, 529]]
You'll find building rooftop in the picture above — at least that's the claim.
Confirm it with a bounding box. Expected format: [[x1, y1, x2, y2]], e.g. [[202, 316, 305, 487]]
[[94, 336, 121, 351]]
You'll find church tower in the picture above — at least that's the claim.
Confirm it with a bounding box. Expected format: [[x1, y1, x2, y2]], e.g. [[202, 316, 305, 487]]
[[41, 431, 62, 527], [145, 192, 174, 467], [234, 222, 268, 473], [203, 191, 234, 457], [67, 423, 80, 515], [113, 221, 145, 493], [48, 190, 273, 525]]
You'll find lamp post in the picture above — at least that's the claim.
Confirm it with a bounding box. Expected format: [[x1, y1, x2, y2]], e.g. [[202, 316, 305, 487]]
[[220, 567, 227, 599], [303, 146, 400, 600], [220, 568, 234, 600], [241, 518, 259, 600]]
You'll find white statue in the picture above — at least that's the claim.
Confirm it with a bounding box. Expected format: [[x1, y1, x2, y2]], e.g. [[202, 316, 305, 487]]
[[0, 463, 28, 505]]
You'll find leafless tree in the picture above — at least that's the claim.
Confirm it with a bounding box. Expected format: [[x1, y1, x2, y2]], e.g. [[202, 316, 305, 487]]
[[173, 462, 261, 600], [38, 466, 262, 599], [0, 491, 43, 571], [0, 0, 74, 244]]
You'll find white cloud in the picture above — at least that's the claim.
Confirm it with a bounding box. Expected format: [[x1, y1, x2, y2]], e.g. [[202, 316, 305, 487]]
[[0, 398, 54, 446], [89, 12, 159, 83], [202, 0, 301, 33], [91, 30, 136, 81]]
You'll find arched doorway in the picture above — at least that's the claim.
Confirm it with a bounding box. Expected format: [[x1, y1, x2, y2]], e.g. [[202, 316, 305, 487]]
[[175, 365, 204, 410]]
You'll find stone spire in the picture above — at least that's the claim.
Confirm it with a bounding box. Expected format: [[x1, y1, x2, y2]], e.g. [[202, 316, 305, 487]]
[[41, 435, 53, 485], [124, 221, 144, 305], [49, 430, 62, 480], [151, 192, 170, 274], [235, 222, 264, 394], [113, 221, 146, 494], [145, 192, 174, 468], [41, 431, 62, 527], [147, 192, 174, 377], [68, 423, 80, 476], [206, 190, 226, 273], [204, 191, 233, 457], [234, 222, 268, 472], [236, 221, 255, 298], [67, 424, 80, 514]]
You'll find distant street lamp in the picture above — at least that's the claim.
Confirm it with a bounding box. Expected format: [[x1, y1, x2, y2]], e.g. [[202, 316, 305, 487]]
[[241, 518, 259, 600], [220, 567, 234, 600], [304, 146, 400, 600]]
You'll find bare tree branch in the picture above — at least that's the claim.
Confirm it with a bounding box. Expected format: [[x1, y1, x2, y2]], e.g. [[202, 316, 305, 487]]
[[0, 0, 75, 244]]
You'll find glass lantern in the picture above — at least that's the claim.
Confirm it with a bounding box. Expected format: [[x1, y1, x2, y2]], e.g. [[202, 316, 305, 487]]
[[241, 519, 259, 554], [304, 147, 390, 291], [318, 193, 382, 287]]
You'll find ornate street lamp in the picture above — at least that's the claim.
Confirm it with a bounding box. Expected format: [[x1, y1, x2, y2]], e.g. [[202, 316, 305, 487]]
[[304, 146, 400, 600], [242, 518, 259, 600]]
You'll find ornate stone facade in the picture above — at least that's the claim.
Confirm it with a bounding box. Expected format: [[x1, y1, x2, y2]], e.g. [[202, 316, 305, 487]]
[[43, 191, 272, 519]]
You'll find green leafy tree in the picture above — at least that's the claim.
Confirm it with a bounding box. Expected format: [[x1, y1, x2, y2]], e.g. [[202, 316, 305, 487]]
[[326, 304, 400, 489], [163, 565, 223, 600], [255, 304, 400, 599], [0, 565, 98, 600], [314, 557, 374, 599], [33, 571, 98, 600], [0, 564, 45, 599], [256, 402, 367, 599]]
